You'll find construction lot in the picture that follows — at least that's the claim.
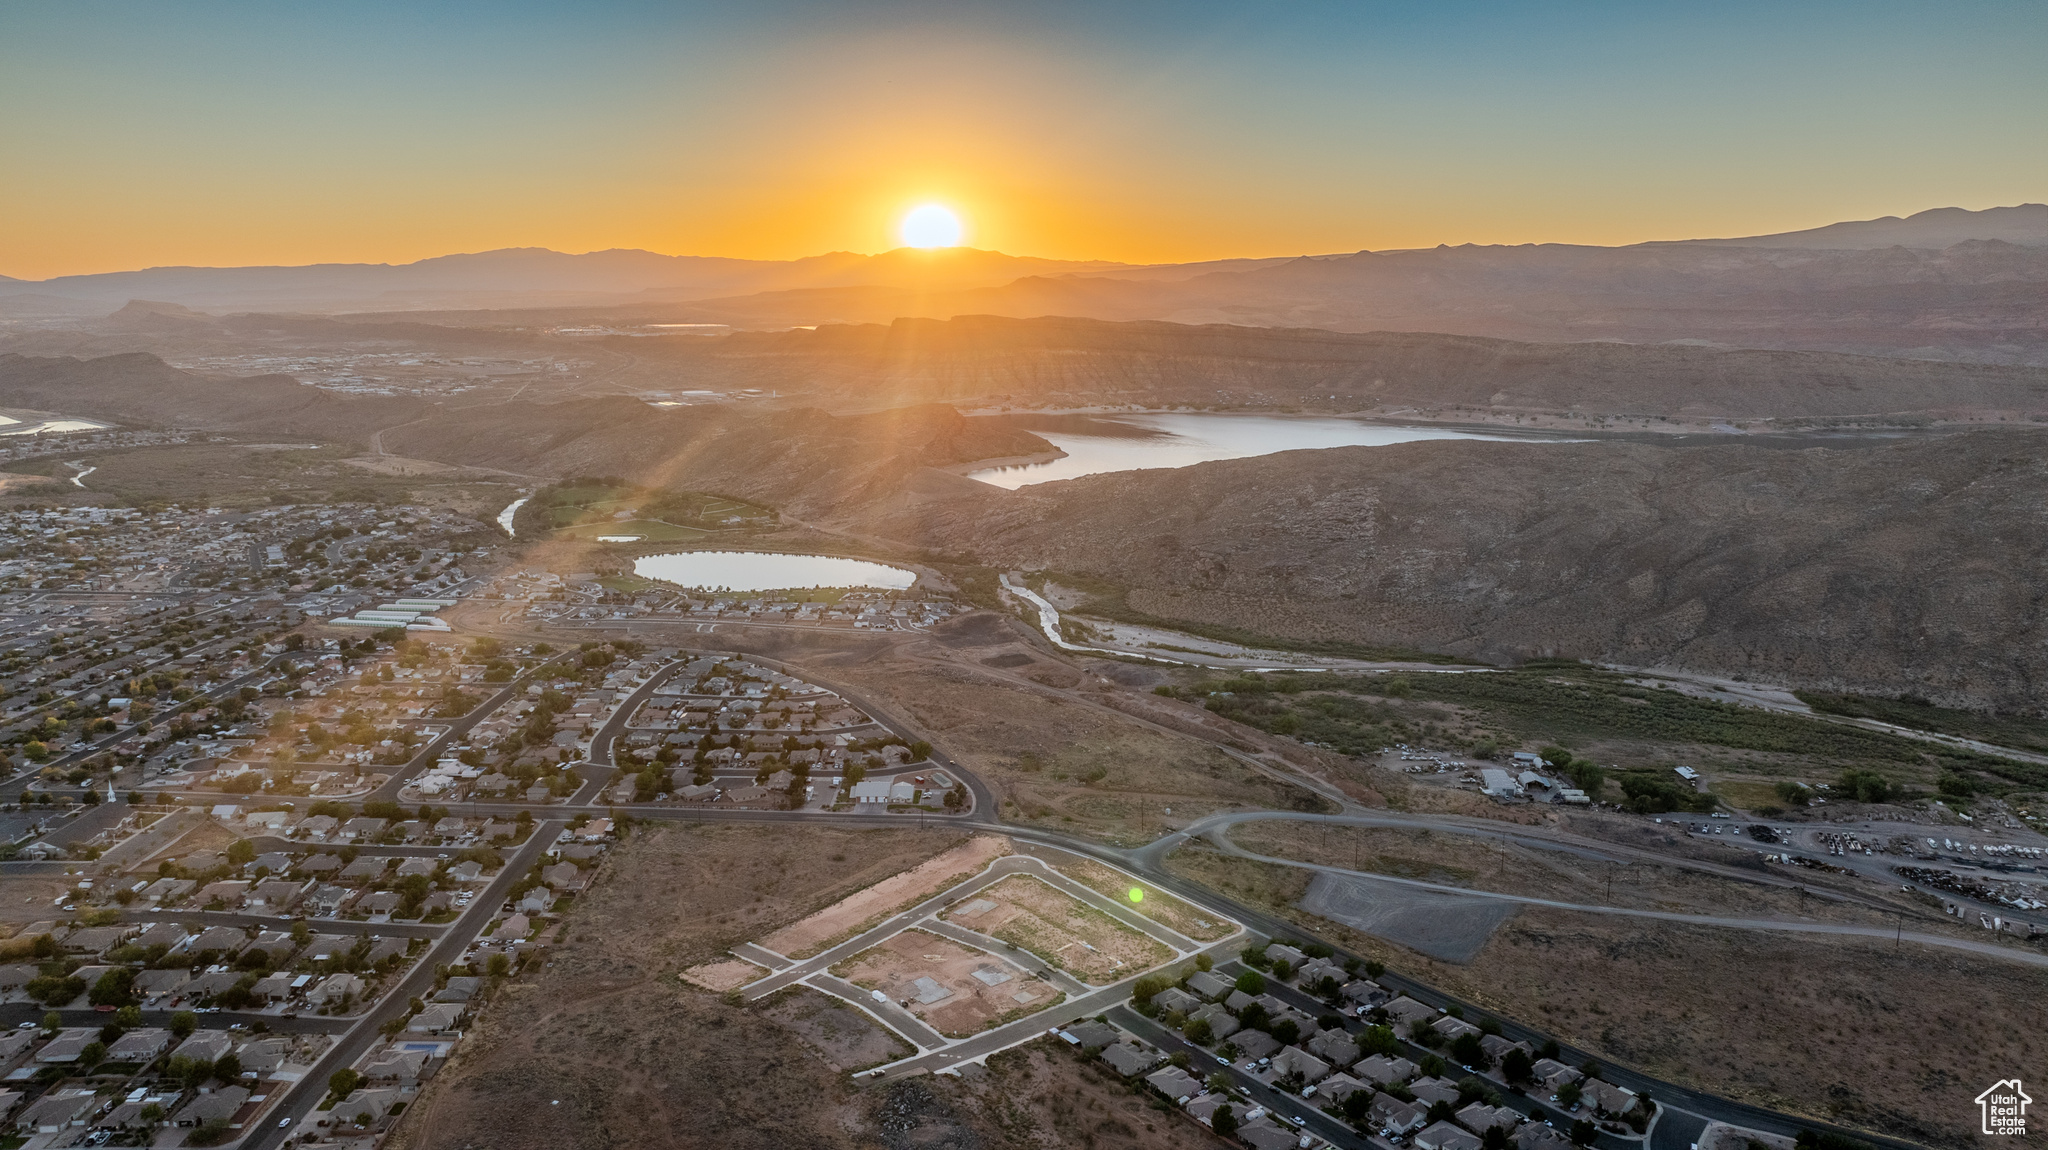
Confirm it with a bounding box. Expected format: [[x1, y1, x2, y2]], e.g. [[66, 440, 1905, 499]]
[[832, 928, 1062, 1037], [943, 873, 1176, 984]]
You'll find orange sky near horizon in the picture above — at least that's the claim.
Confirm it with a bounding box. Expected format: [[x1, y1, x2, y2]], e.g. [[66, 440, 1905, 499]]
[[2, 3, 2044, 280]]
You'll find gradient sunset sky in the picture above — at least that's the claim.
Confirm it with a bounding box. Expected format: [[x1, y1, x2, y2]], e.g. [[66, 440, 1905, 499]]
[[4, 0, 2044, 278]]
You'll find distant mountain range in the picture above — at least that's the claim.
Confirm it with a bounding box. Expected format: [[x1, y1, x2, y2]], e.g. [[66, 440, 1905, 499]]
[[5, 204, 2046, 362]]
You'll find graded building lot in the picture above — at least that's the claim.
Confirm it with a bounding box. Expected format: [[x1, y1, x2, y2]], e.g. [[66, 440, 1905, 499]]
[[830, 927, 1062, 1038], [759, 834, 1011, 960], [943, 873, 1174, 984], [1053, 855, 1238, 941], [678, 957, 768, 992], [1165, 841, 2043, 1150]]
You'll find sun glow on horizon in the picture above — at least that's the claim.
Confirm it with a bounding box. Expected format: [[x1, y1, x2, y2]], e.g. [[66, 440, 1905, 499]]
[[900, 203, 964, 249]]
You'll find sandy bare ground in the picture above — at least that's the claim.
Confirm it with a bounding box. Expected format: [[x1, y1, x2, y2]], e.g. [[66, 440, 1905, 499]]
[[945, 873, 1173, 984], [760, 834, 1010, 959], [1054, 856, 1237, 941], [756, 986, 913, 1072], [678, 958, 766, 992], [342, 454, 462, 476], [831, 928, 1061, 1038]]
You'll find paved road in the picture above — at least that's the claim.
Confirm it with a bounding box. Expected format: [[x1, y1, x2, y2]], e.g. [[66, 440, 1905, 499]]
[[238, 821, 561, 1150], [367, 671, 548, 803], [110, 908, 449, 940], [0, 1003, 352, 1035], [1195, 817, 2048, 969], [81, 646, 1965, 1149]]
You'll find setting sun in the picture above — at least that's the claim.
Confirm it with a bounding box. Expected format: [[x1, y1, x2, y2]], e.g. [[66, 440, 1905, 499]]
[[900, 204, 964, 249]]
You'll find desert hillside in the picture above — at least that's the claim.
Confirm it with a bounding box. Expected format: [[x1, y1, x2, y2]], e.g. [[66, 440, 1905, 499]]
[[864, 431, 2048, 710]]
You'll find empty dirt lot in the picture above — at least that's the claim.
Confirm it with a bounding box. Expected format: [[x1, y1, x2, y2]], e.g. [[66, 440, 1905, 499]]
[[833, 928, 1060, 1037], [386, 823, 971, 1150], [945, 873, 1174, 984], [760, 834, 1010, 959], [1053, 855, 1237, 942]]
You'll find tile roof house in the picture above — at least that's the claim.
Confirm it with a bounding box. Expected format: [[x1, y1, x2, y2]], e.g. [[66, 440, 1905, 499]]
[[105, 1028, 172, 1063], [1144, 1066, 1203, 1102], [1457, 1102, 1523, 1135], [1231, 1029, 1281, 1061], [1312, 1071, 1372, 1107], [1098, 1042, 1161, 1077], [172, 1030, 235, 1065], [1432, 1014, 1482, 1041], [1411, 1076, 1462, 1107], [16, 1091, 95, 1134], [1236, 1117, 1304, 1150], [186, 925, 248, 955], [1341, 978, 1387, 1006], [408, 1003, 463, 1033], [1308, 1028, 1359, 1067], [1416, 1120, 1484, 1150], [1186, 970, 1235, 1000], [1354, 1053, 1419, 1085], [174, 1085, 249, 1128], [1517, 1122, 1576, 1150], [311, 972, 367, 1005], [1189, 1003, 1240, 1040], [133, 969, 190, 999], [1270, 1044, 1332, 1084], [1372, 1093, 1429, 1135], [1383, 996, 1438, 1026], [1063, 1021, 1119, 1049], [1152, 987, 1203, 1016], [35, 1029, 101, 1064], [1581, 1078, 1640, 1116]]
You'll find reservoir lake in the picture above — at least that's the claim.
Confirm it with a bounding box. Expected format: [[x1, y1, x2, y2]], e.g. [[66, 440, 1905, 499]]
[[635, 551, 916, 592]]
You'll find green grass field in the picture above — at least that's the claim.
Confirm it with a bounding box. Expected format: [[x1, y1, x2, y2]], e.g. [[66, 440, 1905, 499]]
[[556, 518, 709, 542]]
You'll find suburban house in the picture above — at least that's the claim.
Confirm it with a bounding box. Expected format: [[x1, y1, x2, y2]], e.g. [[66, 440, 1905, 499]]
[[1269, 1044, 1332, 1083], [1416, 1119, 1485, 1150], [174, 1085, 250, 1128]]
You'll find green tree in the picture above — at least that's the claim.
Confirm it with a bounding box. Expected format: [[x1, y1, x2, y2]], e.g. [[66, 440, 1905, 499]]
[[1358, 1025, 1400, 1057], [1558, 1082, 1582, 1110], [212, 1053, 241, 1082], [1131, 974, 1173, 1004], [328, 1067, 361, 1100], [1501, 1047, 1534, 1084], [40, 1010, 59, 1033], [1570, 1120, 1597, 1145], [1775, 780, 1813, 806], [226, 839, 255, 866], [169, 1010, 198, 1039], [1211, 1103, 1237, 1137], [114, 1005, 143, 1029], [88, 966, 135, 1007], [1234, 970, 1266, 995], [1451, 1031, 1489, 1068], [1183, 1016, 1213, 1044], [79, 1041, 106, 1070]]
